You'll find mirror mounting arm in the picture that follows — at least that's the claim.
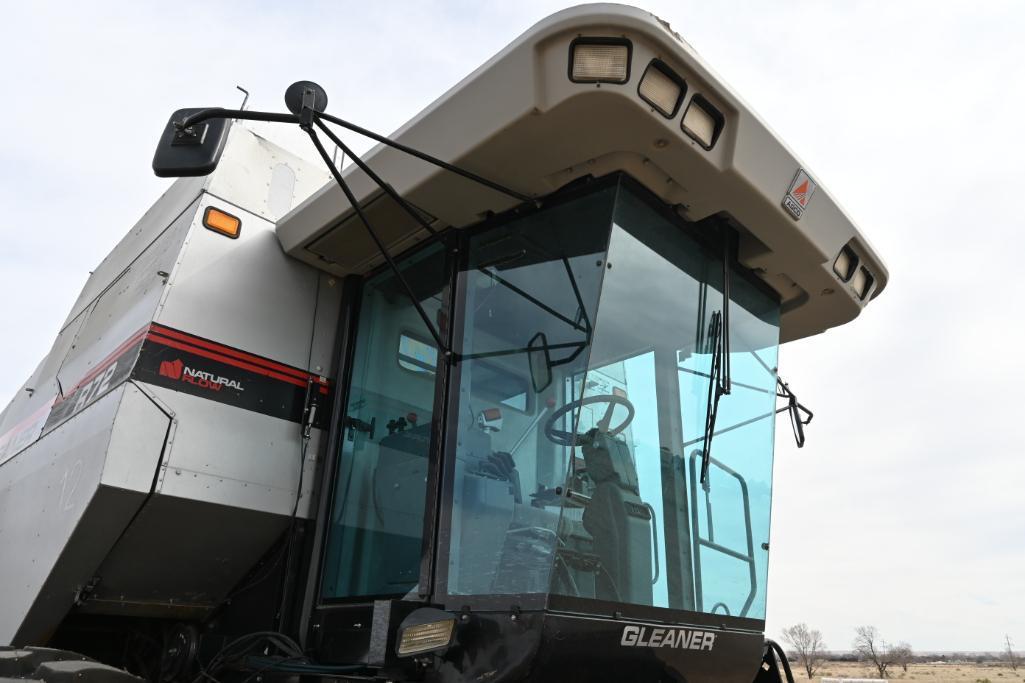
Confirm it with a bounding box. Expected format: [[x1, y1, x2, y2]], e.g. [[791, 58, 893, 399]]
[[175, 107, 301, 131]]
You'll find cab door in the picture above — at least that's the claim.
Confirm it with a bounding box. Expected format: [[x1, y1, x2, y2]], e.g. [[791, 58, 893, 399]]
[[320, 242, 450, 601]]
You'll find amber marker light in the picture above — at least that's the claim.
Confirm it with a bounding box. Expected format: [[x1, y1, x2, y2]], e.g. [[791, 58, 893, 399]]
[[203, 206, 242, 239]]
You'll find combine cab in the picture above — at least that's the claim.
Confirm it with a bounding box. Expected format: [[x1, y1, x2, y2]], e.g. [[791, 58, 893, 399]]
[[0, 5, 887, 682]]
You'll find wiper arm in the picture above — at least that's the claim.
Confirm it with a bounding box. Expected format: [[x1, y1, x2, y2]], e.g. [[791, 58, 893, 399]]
[[700, 311, 729, 486], [700, 234, 735, 486], [777, 377, 813, 447], [688, 332, 813, 471]]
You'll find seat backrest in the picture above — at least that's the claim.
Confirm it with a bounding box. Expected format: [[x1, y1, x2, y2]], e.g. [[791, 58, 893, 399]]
[[581, 432, 652, 604]]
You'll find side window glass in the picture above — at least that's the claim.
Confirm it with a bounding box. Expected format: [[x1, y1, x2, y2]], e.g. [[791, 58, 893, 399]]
[[321, 244, 448, 600]]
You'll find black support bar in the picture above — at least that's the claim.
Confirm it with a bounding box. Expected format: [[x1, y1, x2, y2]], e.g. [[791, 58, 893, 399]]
[[316, 111, 536, 205], [313, 117, 440, 238], [304, 126, 449, 355]]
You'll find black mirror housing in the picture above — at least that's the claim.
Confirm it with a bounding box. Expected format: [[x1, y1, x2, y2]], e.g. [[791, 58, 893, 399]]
[[152, 108, 231, 178], [527, 332, 553, 394]]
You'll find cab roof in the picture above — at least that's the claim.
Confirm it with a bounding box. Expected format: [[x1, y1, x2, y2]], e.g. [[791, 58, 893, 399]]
[[275, 3, 888, 344]]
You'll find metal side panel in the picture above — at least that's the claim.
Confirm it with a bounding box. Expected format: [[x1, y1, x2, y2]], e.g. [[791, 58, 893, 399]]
[[78, 376, 322, 618], [0, 384, 170, 645], [205, 126, 328, 224], [60, 177, 206, 331], [99, 383, 174, 494], [309, 272, 344, 380], [0, 309, 87, 467], [156, 195, 321, 372], [54, 199, 199, 410], [144, 384, 319, 518], [76, 493, 290, 619]]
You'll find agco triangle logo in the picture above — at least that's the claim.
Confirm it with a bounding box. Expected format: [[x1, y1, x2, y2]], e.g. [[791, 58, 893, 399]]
[[158, 358, 243, 392], [782, 168, 816, 220], [159, 358, 184, 380], [791, 179, 811, 206]]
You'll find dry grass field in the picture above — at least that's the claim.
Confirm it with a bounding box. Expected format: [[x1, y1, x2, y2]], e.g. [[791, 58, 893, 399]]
[[809, 661, 1025, 683]]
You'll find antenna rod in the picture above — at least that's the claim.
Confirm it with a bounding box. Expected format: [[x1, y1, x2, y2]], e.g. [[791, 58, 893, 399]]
[[236, 85, 250, 111]]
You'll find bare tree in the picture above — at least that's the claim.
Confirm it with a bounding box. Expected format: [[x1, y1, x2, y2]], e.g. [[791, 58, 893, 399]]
[[1006, 635, 1020, 672], [892, 642, 913, 672], [781, 623, 827, 679], [853, 626, 893, 679]]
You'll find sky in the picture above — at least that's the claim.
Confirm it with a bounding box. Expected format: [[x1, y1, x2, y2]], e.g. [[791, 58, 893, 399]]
[[2, 0, 1024, 655]]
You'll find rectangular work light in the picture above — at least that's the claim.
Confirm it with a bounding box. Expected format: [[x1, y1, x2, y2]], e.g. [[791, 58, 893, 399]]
[[682, 95, 725, 149], [570, 38, 631, 84], [833, 245, 858, 281], [638, 60, 686, 118], [396, 608, 457, 657], [851, 266, 874, 300]]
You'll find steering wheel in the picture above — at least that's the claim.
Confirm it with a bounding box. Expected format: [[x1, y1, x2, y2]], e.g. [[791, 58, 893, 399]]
[[543, 394, 635, 446]]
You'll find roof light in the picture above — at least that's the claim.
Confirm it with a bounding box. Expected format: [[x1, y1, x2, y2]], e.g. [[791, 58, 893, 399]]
[[851, 266, 874, 300], [682, 95, 725, 150], [569, 39, 631, 84], [638, 60, 686, 118], [833, 245, 858, 281], [203, 206, 241, 239]]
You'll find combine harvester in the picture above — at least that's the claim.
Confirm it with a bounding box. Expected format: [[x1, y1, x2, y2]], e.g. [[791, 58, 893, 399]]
[[0, 5, 887, 682]]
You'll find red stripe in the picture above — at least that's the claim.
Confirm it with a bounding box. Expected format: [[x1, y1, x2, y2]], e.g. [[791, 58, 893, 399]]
[[150, 324, 326, 384], [56, 326, 149, 402], [147, 335, 314, 389], [0, 396, 56, 445], [55, 324, 330, 407]]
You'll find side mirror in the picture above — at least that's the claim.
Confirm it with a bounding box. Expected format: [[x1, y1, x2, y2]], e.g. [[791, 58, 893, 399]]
[[152, 108, 231, 178], [527, 332, 553, 394]]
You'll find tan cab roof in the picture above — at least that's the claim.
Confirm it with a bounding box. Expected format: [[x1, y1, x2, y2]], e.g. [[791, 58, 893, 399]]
[[276, 3, 888, 343]]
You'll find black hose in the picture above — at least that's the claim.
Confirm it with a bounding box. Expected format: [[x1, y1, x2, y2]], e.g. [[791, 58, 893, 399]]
[[765, 639, 796, 683]]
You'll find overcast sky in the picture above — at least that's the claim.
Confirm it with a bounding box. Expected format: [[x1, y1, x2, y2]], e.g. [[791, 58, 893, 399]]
[[2, 0, 1024, 654]]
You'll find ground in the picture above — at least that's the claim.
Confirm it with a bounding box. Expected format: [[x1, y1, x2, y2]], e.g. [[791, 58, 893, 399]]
[[801, 661, 1025, 683]]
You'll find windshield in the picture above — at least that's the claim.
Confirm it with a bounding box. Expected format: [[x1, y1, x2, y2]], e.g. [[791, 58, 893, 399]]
[[440, 180, 781, 620]]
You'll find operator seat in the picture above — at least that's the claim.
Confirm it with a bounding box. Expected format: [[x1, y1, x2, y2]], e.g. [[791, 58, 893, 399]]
[[371, 420, 434, 592], [580, 428, 653, 605]]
